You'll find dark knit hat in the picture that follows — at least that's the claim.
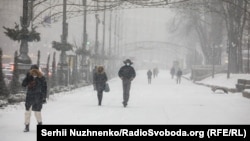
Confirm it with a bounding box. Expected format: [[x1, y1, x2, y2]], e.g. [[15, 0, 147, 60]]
[[30, 64, 39, 70]]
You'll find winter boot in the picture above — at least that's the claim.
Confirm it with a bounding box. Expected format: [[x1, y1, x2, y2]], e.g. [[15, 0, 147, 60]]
[[23, 124, 29, 132], [122, 102, 127, 108], [97, 93, 102, 106]]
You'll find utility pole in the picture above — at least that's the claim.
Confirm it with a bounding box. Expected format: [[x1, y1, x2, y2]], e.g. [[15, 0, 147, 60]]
[[118, 11, 123, 57], [58, 0, 68, 85], [102, 0, 106, 62], [83, 0, 87, 50], [227, 40, 230, 79], [248, 17, 250, 74], [108, 9, 112, 56], [247, 37, 249, 73], [114, 11, 117, 55], [82, 0, 88, 82], [212, 44, 215, 78], [95, 0, 99, 65], [108, 6, 112, 77], [117, 11, 120, 56]]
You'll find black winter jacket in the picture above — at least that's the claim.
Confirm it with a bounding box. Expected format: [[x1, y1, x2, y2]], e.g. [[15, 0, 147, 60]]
[[93, 72, 108, 92], [22, 70, 47, 111], [118, 65, 136, 80]]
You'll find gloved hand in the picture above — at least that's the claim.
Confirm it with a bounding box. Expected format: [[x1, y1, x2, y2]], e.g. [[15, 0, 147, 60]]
[[42, 99, 47, 104], [26, 72, 33, 81]]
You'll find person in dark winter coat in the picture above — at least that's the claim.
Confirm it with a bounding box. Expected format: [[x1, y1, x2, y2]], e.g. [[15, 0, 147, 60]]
[[147, 69, 152, 84], [176, 68, 182, 84], [170, 67, 175, 79], [93, 66, 108, 106], [153, 67, 159, 78], [21, 64, 47, 132], [118, 59, 136, 107]]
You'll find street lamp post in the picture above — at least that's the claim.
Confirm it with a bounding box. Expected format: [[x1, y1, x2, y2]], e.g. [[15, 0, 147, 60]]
[[212, 44, 222, 78], [81, 0, 88, 82], [227, 42, 236, 78], [95, 0, 100, 65], [247, 35, 250, 74], [18, 0, 32, 64], [212, 44, 215, 78], [108, 9, 112, 56], [58, 0, 69, 86], [102, 0, 106, 64], [227, 40, 230, 79]]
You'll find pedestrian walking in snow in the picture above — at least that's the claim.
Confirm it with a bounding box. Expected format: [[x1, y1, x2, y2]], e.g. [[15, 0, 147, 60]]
[[21, 64, 47, 132], [153, 67, 159, 78], [176, 68, 182, 84], [170, 67, 175, 79], [147, 69, 152, 84], [118, 59, 136, 107], [93, 66, 108, 106]]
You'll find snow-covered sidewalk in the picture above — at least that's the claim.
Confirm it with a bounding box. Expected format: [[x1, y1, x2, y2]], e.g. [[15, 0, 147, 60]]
[[197, 73, 250, 89], [1, 70, 250, 141]]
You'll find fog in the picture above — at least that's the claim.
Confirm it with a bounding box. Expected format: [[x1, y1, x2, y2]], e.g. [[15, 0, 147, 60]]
[[0, 0, 188, 69]]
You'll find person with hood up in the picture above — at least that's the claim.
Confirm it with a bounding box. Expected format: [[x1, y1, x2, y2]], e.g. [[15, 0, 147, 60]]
[[93, 66, 108, 106], [118, 59, 136, 107], [21, 64, 47, 132]]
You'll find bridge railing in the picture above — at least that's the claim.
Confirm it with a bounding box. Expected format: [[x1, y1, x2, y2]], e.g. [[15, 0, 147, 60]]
[[190, 65, 227, 81]]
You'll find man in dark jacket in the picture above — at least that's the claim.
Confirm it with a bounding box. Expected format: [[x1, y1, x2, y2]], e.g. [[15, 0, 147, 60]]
[[176, 68, 182, 84], [147, 69, 152, 84], [118, 59, 136, 107], [170, 67, 175, 79], [22, 64, 47, 132]]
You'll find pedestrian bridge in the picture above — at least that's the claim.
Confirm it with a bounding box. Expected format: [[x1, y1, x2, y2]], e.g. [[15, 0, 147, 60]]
[[120, 41, 192, 63]]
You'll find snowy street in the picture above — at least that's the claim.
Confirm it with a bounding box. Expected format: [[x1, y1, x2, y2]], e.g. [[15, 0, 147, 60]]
[[1, 0, 250, 140], [1, 70, 250, 141]]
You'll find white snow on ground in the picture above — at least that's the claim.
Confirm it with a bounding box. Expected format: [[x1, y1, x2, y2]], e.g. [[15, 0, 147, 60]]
[[0, 70, 250, 141], [198, 73, 250, 88]]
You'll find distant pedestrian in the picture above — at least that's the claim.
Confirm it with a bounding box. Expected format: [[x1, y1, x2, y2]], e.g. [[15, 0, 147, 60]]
[[153, 67, 159, 78], [21, 64, 47, 132], [176, 68, 182, 84], [93, 66, 108, 106], [118, 59, 136, 107], [147, 69, 152, 84], [170, 67, 175, 79]]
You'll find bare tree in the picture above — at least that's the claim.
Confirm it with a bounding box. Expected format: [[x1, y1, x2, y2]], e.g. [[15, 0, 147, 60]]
[[222, 0, 248, 73], [171, 0, 249, 74], [170, 0, 225, 65]]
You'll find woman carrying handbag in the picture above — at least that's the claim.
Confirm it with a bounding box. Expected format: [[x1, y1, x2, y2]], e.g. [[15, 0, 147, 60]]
[[93, 66, 108, 106]]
